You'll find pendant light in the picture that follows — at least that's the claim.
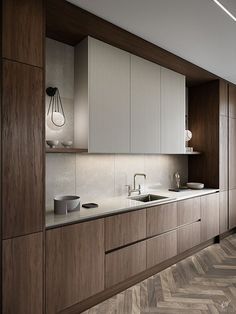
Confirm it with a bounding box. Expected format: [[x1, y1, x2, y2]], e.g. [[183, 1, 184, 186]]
[[46, 87, 66, 131]]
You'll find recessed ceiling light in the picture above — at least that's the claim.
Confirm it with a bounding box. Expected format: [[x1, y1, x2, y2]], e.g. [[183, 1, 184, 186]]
[[213, 0, 236, 22]]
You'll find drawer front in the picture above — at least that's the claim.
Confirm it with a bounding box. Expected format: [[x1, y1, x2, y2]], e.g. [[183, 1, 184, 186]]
[[105, 241, 146, 288], [147, 202, 177, 237], [147, 230, 177, 268], [177, 221, 201, 254], [105, 209, 146, 251], [177, 197, 201, 226]]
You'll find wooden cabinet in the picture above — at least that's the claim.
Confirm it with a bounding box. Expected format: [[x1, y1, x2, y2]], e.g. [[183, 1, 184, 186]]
[[229, 118, 236, 189], [147, 230, 177, 268], [147, 202, 177, 237], [201, 193, 220, 242], [130, 55, 161, 153], [229, 84, 236, 118], [46, 219, 104, 314], [160, 67, 185, 153], [220, 115, 228, 191], [105, 241, 146, 288], [75, 37, 130, 153], [177, 197, 201, 226], [220, 191, 228, 233], [2, 233, 43, 314], [229, 189, 236, 229], [105, 209, 146, 251], [2, 0, 44, 66], [177, 221, 201, 253], [2, 60, 44, 238]]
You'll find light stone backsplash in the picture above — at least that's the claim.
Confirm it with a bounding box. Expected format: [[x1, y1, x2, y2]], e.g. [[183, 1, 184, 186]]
[[46, 154, 188, 210]]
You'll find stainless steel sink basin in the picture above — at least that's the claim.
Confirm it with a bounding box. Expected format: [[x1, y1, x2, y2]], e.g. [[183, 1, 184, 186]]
[[129, 194, 168, 203]]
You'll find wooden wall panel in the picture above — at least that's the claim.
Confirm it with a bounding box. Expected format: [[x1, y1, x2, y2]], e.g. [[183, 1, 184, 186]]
[[229, 84, 236, 118], [2, 0, 44, 66], [2, 60, 44, 238], [2, 232, 43, 314]]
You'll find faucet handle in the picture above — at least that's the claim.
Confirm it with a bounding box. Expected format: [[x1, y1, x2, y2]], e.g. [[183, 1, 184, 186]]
[[125, 184, 131, 196], [138, 184, 141, 195]]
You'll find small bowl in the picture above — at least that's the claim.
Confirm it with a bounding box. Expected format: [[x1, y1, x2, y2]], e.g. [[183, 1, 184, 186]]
[[61, 140, 73, 148], [187, 182, 204, 190], [46, 140, 59, 148], [54, 195, 80, 215]]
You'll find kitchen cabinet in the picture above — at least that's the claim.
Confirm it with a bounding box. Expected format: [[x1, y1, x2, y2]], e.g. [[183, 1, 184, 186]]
[[130, 55, 161, 153], [177, 197, 201, 226], [147, 230, 177, 268], [220, 115, 228, 191], [105, 209, 146, 251], [201, 193, 219, 242], [220, 191, 228, 233], [160, 67, 185, 153], [147, 202, 178, 237], [74, 36, 130, 153], [105, 241, 146, 288], [229, 84, 236, 118], [46, 219, 104, 314], [2, 232, 43, 314], [177, 221, 201, 253], [229, 189, 236, 229], [229, 118, 236, 189]]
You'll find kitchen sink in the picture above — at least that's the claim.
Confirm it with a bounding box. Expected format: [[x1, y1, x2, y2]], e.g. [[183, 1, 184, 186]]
[[129, 194, 169, 203]]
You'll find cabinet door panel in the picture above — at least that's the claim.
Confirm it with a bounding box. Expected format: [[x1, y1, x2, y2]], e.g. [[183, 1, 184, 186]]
[[220, 191, 228, 233], [220, 115, 228, 191], [3, 233, 43, 314], [105, 241, 146, 288], [46, 220, 104, 314], [177, 197, 201, 226], [2, 60, 43, 238], [147, 230, 177, 268], [89, 38, 130, 153], [147, 202, 178, 237], [229, 189, 236, 229], [161, 67, 185, 153], [229, 85, 236, 118], [201, 193, 220, 242], [131, 55, 161, 153], [178, 221, 201, 253], [105, 209, 146, 251], [229, 118, 236, 189]]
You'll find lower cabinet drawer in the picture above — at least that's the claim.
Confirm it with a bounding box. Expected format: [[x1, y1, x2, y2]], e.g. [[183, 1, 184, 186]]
[[177, 221, 201, 254], [147, 230, 177, 268], [105, 241, 146, 288]]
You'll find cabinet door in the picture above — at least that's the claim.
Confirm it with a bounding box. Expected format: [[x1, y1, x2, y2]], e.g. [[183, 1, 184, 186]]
[[3, 233, 43, 314], [130, 55, 161, 153], [147, 230, 177, 268], [220, 115, 228, 191], [105, 209, 146, 251], [46, 220, 104, 314], [201, 193, 220, 242], [229, 189, 236, 229], [105, 241, 146, 288], [229, 118, 236, 189], [229, 84, 236, 118], [178, 221, 201, 253], [160, 67, 185, 153], [177, 197, 201, 226], [147, 202, 177, 237], [220, 191, 228, 233], [89, 38, 130, 153]]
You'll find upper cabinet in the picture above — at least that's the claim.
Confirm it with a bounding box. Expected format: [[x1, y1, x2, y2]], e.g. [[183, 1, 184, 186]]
[[74, 37, 186, 154]]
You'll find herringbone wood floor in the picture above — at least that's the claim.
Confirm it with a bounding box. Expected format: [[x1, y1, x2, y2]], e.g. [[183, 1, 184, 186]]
[[83, 234, 236, 313]]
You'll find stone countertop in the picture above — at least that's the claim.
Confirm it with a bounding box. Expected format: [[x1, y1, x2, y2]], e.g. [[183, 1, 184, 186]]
[[46, 188, 219, 229]]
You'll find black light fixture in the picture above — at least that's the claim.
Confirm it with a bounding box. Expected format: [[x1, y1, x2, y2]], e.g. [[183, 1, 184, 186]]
[[46, 87, 66, 130]]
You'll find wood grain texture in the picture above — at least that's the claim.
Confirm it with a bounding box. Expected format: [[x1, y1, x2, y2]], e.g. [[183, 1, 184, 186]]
[[105, 241, 146, 288], [2, 232, 43, 314], [220, 115, 228, 191], [146, 202, 177, 237], [220, 191, 228, 234], [2, 60, 44, 239], [177, 221, 201, 253], [229, 117, 236, 189], [201, 193, 220, 242], [46, 219, 104, 314], [105, 209, 146, 251], [46, 0, 217, 86], [2, 0, 44, 66], [220, 80, 228, 116], [147, 230, 177, 268], [177, 197, 201, 226], [229, 189, 236, 229], [188, 80, 220, 188], [229, 84, 236, 118]]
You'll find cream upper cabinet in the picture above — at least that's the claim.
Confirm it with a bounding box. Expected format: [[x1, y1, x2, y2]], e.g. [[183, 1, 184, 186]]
[[74, 37, 130, 153], [160, 67, 186, 154], [130, 55, 161, 153]]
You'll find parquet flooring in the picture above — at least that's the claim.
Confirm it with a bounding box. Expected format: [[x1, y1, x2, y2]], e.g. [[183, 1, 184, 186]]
[[83, 234, 236, 313]]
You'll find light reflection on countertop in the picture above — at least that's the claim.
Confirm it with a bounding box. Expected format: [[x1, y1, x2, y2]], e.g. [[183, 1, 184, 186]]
[[46, 188, 219, 229]]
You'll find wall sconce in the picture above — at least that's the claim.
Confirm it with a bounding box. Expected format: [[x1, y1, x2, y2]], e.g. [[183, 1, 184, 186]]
[[46, 87, 66, 131]]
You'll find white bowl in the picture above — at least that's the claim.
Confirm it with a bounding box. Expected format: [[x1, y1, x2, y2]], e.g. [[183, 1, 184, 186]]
[[46, 140, 59, 148], [61, 140, 73, 148], [187, 182, 204, 190]]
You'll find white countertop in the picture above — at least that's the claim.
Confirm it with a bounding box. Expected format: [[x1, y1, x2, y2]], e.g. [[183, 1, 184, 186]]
[[46, 188, 219, 229]]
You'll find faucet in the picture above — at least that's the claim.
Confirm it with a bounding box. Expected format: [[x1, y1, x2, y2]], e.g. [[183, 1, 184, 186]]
[[126, 173, 147, 196]]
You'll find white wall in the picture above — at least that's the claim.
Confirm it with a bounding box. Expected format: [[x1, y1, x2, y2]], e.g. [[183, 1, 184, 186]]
[[45, 38, 188, 210]]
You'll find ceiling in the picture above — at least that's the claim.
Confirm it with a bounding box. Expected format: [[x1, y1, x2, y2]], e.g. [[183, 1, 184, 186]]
[[67, 0, 236, 84]]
